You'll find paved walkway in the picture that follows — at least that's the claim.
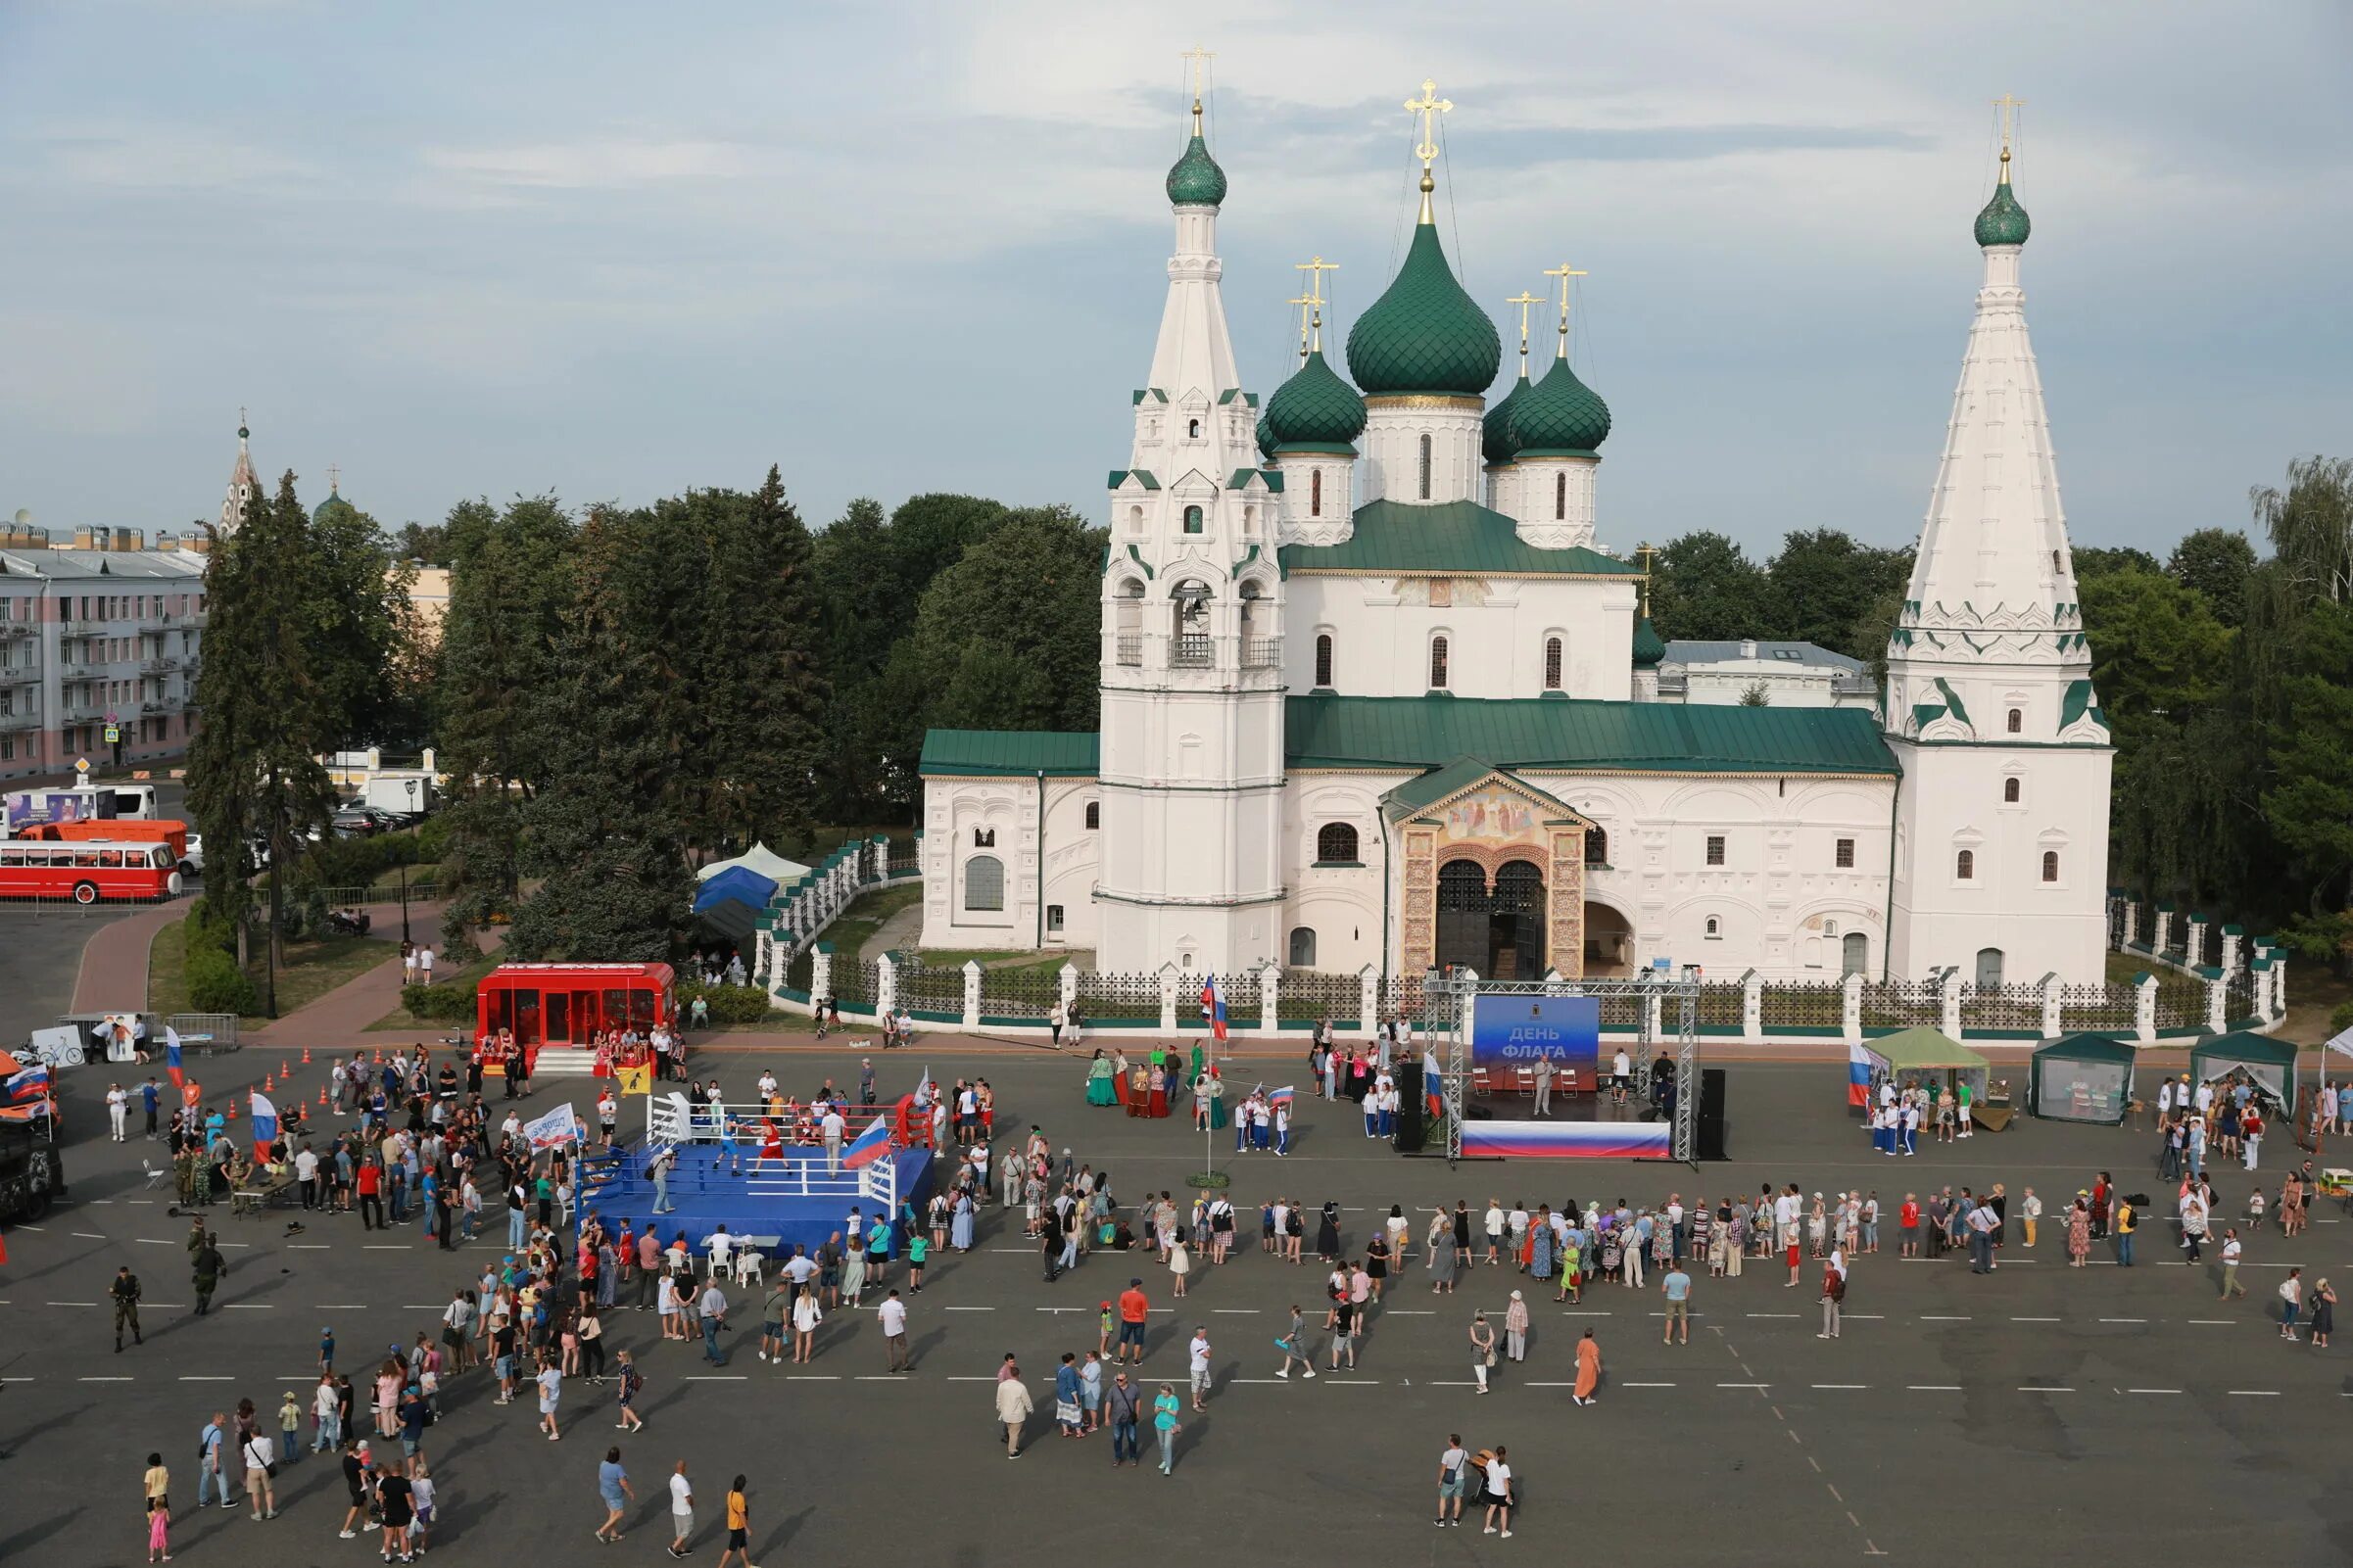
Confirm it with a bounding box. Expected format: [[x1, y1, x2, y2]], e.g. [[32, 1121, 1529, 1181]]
[[248, 899, 494, 1045], [71, 898, 188, 1015]]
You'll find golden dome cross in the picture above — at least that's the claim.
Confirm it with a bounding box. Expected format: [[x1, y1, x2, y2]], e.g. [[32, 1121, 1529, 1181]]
[[1993, 93, 2025, 180], [1293, 256, 1338, 353], [1505, 291, 1544, 369], [1542, 261, 1588, 351], [1405, 77, 1452, 219]]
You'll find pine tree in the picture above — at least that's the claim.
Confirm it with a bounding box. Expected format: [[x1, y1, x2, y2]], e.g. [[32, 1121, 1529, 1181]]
[[697, 465, 827, 853], [505, 507, 693, 961]]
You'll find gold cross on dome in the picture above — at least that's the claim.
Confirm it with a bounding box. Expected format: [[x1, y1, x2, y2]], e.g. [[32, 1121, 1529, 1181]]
[[1505, 290, 1544, 362], [1542, 261, 1588, 345], [1181, 45, 1216, 126], [1293, 256, 1338, 353], [1406, 78, 1452, 167], [1288, 291, 1316, 358], [1993, 93, 2025, 172], [327, 462, 340, 494]]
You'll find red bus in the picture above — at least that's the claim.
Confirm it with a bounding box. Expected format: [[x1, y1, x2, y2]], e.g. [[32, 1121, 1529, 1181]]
[[0, 836, 184, 903], [475, 962, 676, 1056]]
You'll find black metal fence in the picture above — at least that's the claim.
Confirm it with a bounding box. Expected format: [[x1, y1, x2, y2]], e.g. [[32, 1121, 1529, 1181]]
[[894, 958, 966, 1017], [1075, 971, 1161, 1022], [2058, 981, 2135, 1033], [1861, 979, 1941, 1030], [1959, 982, 2042, 1032], [979, 965, 1058, 1021], [1759, 981, 1843, 1031], [1278, 969, 1362, 1023]]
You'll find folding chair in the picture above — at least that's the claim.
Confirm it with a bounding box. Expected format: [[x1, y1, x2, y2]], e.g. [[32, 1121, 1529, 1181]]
[[141, 1159, 169, 1191], [1470, 1068, 1495, 1100], [733, 1246, 764, 1288]]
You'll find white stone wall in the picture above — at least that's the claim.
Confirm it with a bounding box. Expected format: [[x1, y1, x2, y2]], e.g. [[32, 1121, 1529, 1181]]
[[1359, 402, 1482, 506], [1285, 574, 1635, 701], [1272, 452, 1356, 545], [920, 776, 1101, 952], [1505, 457, 1598, 549], [1885, 733, 2112, 983]]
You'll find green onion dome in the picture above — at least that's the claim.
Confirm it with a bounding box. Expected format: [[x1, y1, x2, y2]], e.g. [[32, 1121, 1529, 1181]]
[[312, 489, 358, 526], [1482, 375, 1530, 464], [1344, 224, 1501, 398], [1166, 132, 1227, 209], [1974, 177, 2030, 248], [1632, 614, 1666, 669], [1262, 350, 1366, 453], [1505, 352, 1611, 457], [1255, 411, 1275, 461]]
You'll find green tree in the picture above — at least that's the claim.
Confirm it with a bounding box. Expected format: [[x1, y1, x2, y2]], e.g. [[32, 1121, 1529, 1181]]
[[307, 494, 411, 750], [1761, 530, 1913, 658], [506, 507, 694, 961], [2261, 598, 2353, 915], [1647, 531, 1768, 643], [2072, 545, 2163, 581], [887, 493, 1009, 606], [2252, 454, 2353, 608], [2166, 528, 2258, 630], [432, 496, 576, 950], [391, 519, 453, 566], [184, 473, 339, 1011]]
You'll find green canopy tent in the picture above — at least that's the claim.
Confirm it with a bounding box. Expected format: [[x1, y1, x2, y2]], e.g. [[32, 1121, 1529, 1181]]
[[1853, 1026, 1994, 1123], [2029, 1033, 2137, 1124], [2189, 1030, 2300, 1115]]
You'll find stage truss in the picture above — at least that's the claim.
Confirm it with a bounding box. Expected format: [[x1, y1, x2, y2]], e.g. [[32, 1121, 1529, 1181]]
[[1419, 970, 1700, 1166]]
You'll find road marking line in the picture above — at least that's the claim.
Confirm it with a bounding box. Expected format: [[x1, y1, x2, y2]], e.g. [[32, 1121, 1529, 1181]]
[[945, 1376, 996, 1382], [361, 1245, 410, 1251], [315, 1304, 368, 1309], [1844, 1313, 1884, 1319], [1906, 1385, 1961, 1391], [1231, 1378, 1288, 1384], [1428, 1380, 1478, 1387], [2010, 1315, 2060, 1322], [2018, 1386, 2074, 1393], [1620, 1381, 1675, 1388], [1746, 1312, 1800, 1319], [287, 1244, 331, 1250], [134, 1237, 173, 1245], [224, 1303, 271, 1309], [1034, 1307, 1080, 1313], [1812, 1384, 1867, 1390], [1385, 1309, 1434, 1315], [1211, 1308, 1259, 1314], [71, 1231, 106, 1239], [1717, 1382, 1768, 1389], [2098, 1316, 2148, 1323], [784, 1375, 840, 1382], [2228, 1389, 2281, 1397], [943, 1306, 993, 1312], [1920, 1314, 1971, 1321], [1525, 1381, 1577, 1387], [684, 1375, 747, 1381], [179, 1375, 233, 1381], [46, 1301, 95, 1307], [2126, 1388, 2182, 1395], [2186, 1319, 2236, 1325], [1322, 1379, 1380, 1385], [1560, 1310, 1611, 1316], [89, 1199, 113, 1205], [79, 1376, 133, 1382]]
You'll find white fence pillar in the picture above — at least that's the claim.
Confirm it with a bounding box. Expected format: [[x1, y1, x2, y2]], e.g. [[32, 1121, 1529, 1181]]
[[2039, 971, 2063, 1040], [2120, 900, 2138, 950], [1059, 963, 1080, 1018], [1259, 963, 1281, 1037], [1358, 967, 1380, 1043], [811, 943, 834, 1005], [2204, 971, 2228, 1033], [1842, 971, 1864, 1048], [2185, 914, 2208, 969], [961, 961, 983, 1032], [1939, 968, 1964, 1040], [1741, 970, 1762, 1045], [2152, 906, 2174, 959], [877, 952, 898, 1022], [2134, 973, 2158, 1045], [1158, 964, 1179, 1034]]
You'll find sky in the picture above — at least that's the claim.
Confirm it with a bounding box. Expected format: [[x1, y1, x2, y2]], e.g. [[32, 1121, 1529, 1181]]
[[1, 1, 2347, 560]]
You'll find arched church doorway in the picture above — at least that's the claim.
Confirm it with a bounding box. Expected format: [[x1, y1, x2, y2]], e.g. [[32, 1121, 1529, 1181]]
[[1433, 858, 1546, 978], [1975, 947, 2005, 989], [1583, 901, 1634, 977]]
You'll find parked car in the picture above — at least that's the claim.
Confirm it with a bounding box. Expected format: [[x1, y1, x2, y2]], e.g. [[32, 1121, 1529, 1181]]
[[330, 806, 390, 837], [181, 832, 205, 874]]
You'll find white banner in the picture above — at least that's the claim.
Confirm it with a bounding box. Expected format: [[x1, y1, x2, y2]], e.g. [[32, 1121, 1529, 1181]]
[[522, 1102, 584, 1151]]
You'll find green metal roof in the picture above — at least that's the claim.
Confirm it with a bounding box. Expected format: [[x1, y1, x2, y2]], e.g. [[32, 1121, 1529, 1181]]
[[1280, 499, 1644, 578], [2061, 678, 2105, 730], [1263, 349, 1367, 453], [1382, 755, 1581, 821], [1975, 176, 2031, 247], [919, 730, 1102, 777], [1933, 676, 1971, 727], [1506, 351, 1610, 457], [1284, 693, 1899, 776], [1344, 221, 1501, 398], [1166, 132, 1227, 208]]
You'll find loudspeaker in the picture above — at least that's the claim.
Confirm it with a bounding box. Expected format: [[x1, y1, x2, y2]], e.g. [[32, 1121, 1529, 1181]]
[[1697, 1067, 1728, 1161], [1393, 1061, 1426, 1154]]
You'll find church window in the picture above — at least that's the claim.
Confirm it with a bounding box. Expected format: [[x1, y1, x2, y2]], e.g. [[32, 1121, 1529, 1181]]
[[1084, 802, 1099, 830], [1182, 504, 1203, 534], [963, 854, 1004, 912], [1555, 471, 1567, 520], [1417, 434, 1433, 499], [1705, 834, 1726, 867], [1584, 828, 1608, 867], [1544, 638, 1563, 689], [1288, 927, 1318, 967], [1835, 837, 1855, 869], [973, 827, 995, 848], [1046, 904, 1065, 933], [2042, 850, 2059, 883], [2006, 707, 2023, 733], [1128, 504, 1144, 534], [1704, 917, 1721, 939], [1428, 636, 1450, 690], [1316, 823, 1360, 864], [2003, 778, 2021, 803], [1314, 634, 1333, 688], [1310, 469, 1322, 517], [1955, 849, 1975, 880], [1187, 418, 1200, 439]]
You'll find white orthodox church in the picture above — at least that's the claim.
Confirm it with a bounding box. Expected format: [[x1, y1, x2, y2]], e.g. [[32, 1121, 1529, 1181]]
[[918, 86, 2111, 989]]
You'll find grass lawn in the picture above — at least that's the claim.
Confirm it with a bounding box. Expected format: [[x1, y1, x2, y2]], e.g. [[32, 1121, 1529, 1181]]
[[821, 882, 922, 957], [148, 918, 396, 1026], [364, 862, 441, 895], [364, 952, 498, 1031]]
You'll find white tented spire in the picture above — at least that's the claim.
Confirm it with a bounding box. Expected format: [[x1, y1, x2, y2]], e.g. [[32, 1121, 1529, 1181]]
[[217, 407, 258, 537], [1892, 163, 2083, 676]]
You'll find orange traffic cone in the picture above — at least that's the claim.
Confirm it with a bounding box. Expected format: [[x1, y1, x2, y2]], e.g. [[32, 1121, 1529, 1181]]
[[224, 1098, 237, 1120], [302, 1046, 312, 1066], [317, 1085, 328, 1107]]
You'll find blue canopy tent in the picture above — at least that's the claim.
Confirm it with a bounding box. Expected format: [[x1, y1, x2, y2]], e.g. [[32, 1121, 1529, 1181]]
[[693, 867, 779, 947]]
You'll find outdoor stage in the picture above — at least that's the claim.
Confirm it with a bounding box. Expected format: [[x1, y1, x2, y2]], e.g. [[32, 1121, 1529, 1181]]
[[583, 1141, 936, 1256]]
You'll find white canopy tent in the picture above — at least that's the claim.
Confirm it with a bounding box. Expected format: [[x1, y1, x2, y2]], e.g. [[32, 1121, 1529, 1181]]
[[696, 841, 811, 886]]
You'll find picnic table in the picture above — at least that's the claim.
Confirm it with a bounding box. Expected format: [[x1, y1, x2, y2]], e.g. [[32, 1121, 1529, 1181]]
[[230, 1172, 298, 1216]]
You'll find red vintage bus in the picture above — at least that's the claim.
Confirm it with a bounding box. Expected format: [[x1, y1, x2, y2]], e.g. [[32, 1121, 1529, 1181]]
[[0, 836, 183, 903], [475, 962, 676, 1060]]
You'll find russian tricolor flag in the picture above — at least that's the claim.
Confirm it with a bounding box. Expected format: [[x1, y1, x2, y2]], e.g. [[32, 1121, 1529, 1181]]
[[1847, 1042, 1874, 1109], [841, 1114, 893, 1170], [1202, 975, 1228, 1041], [249, 1089, 280, 1154], [1268, 1085, 1294, 1109]]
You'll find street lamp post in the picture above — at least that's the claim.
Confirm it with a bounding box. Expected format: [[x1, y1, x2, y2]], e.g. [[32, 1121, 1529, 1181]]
[[400, 778, 417, 944]]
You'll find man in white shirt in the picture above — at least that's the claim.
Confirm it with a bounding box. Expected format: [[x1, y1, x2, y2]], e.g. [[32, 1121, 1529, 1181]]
[[877, 1287, 911, 1370], [821, 1108, 845, 1172], [668, 1461, 695, 1555], [2193, 1079, 2214, 1117], [1611, 1048, 1632, 1094], [2219, 1229, 2247, 1298], [1531, 1056, 1555, 1117], [106, 1082, 127, 1141], [1187, 1328, 1213, 1410], [294, 1143, 320, 1209], [756, 1069, 778, 1104]]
